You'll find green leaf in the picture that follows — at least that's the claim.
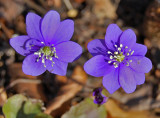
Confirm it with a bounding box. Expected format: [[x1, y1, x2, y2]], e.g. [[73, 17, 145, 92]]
[[35, 113, 53, 118], [61, 98, 107, 118], [2, 94, 53, 118], [2, 94, 27, 118]]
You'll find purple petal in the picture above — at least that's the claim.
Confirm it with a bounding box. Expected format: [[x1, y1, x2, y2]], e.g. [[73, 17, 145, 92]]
[[55, 41, 82, 62], [10, 36, 30, 56], [102, 68, 120, 94], [41, 10, 60, 43], [105, 24, 122, 50], [119, 64, 136, 93], [132, 71, 145, 85], [120, 29, 136, 48], [46, 59, 68, 76], [84, 55, 114, 77], [22, 54, 46, 76], [26, 13, 44, 41], [88, 39, 107, 56], [52, 19, 74, 45], [130, 43, 147, 56], [129, 56, 152, 73], [25, 39, 43, 52]]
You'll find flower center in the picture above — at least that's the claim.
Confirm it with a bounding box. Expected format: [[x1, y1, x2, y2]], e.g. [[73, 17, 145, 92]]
[[107, 44, 134, 68], [42, 46, 52, 56], [34, 44, 58, 67], [116, 53, 125, 62]]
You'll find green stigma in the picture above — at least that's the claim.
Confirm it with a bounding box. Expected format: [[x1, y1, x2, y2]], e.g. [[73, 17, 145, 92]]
[[116, 53, 125, 62], [42, 46, 52, 56]]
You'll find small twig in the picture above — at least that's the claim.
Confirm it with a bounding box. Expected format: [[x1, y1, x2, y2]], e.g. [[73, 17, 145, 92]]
[[0, 22, 13, 39], [23, 0, 47, 15], [63, 0, 73, 10]]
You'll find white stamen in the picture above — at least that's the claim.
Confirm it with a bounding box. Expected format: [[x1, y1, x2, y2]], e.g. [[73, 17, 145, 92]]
[[127, 53, 130, 56], [129, 49, 131, 52], [113, 62, 118, 68], [129, 60, 132, 62], [37, 58, 39, 62], [49, 57, 52, 61], [33, 45, 59, 68], [51, 61, 55, 67], [41, 42, 44, 44], [126, 62, 129, 66], [55, 54, 58, 58], [118, 48, 121, 51], [114, 45, 117, 47], [34, 52, 39, 55], [108, 51, 112, 54], [44, 64, 46, 67], [42, 58, 45, 63], [120, 44, 123, 48], [114, 51, 118, 55], [131, 51, 134, 55], [39, 53, 41, 57], [108, 61, 112, 64], [110, 55, 113, 59], [125, 46, 128, 49]]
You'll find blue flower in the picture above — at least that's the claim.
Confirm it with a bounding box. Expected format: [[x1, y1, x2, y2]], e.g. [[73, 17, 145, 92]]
[[93, 88, 108, 105], [10, 10, 82, 76], [84, 24, 152, 94]]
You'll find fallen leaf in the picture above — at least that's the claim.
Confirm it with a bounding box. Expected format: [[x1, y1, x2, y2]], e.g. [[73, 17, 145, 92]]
[[0, 0, 24, 23], [0, 87, 7, 106], [71, 65, 87, 84], [44, 83, 82, 116], [93, 0, 117, 19], [0, 115, 4, 118], [12, 79, 47, 102], [55, 75, 67, 85], [105, 99, 156, 118], [74, 0, 85, 3], [44, 66, 87, 117], [8, 63, 36, 79]]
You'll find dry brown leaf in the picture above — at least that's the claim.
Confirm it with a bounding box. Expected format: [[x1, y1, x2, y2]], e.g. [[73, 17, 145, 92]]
[[71, 65, 87, 84], [0, 115, 4, 118], [14, 15, 26, 34], [105, 99, 156, 118], [47, 0, 62, 7], [55, 75, 68, 85], [0, 0, 24, 23], [74, 0, 85, 3], [44, 65, 87, 117], [93, 0, 117, 19], [12, 79, 47, 102], [44, 83, 82, 116], [0, 87, 7, 107], [0, 21, 14, 39], [8, 63, 36, 79]]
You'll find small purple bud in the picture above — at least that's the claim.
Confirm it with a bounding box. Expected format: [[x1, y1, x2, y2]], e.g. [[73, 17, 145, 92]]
[[93, 87, 108, 105]]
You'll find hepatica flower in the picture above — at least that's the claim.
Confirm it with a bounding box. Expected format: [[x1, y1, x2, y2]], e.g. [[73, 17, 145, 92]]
[[84, 24, 152, 94], [93, 87, 108, 105], [10, 10, 82, 76]]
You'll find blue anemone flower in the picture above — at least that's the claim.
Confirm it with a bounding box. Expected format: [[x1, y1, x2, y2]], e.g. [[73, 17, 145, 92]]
[[10, 10, 82, 76], [84, 24, 152, 94]]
